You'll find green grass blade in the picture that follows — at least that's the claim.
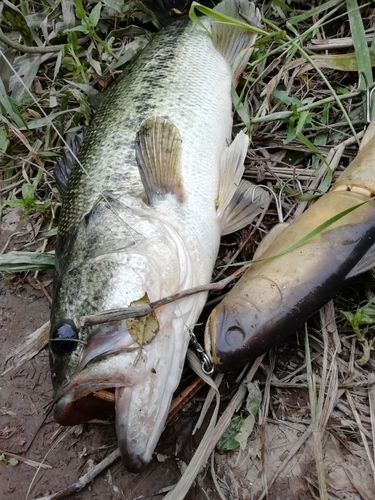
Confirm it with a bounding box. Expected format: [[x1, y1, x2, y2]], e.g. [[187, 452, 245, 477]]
[[0, 252, 55, 271], [289, 0, 344, 25], [231, 200, 371, 267], [346, 0, 373, 116], [296, 132, 333, 192], [189, 2, 268, 37]]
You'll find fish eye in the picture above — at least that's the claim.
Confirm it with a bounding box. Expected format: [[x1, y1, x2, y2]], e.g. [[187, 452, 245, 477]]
[[50, 320, 79, 356]]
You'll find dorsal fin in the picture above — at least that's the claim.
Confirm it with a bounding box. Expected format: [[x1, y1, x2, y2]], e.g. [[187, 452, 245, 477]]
[[135, 117, 184, 205], [211, 0, 261, 86], [54, 129, 86, 195]]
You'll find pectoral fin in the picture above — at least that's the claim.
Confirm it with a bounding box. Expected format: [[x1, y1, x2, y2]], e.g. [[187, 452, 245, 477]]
[[135, 117, 184, 205]]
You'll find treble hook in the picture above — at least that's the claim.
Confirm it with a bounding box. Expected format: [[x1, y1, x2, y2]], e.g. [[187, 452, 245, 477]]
[[277, 177, 305, 209], [358, 71, 375, 124], [252, 184, 284, 224]]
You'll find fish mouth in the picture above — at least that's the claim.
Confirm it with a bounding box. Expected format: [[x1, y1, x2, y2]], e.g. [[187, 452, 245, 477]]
[[53, 318, 188, 472]]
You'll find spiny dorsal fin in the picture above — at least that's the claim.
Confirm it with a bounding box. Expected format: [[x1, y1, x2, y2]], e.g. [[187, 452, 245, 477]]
[[135, 117, 184, 205], [211, 0, 261, 86], [54, 129, 86, 195], [359, 118, 375, 152], [220, 179, 270, 236]]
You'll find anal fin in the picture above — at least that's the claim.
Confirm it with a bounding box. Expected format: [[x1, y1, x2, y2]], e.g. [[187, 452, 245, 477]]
[[220, 179, 270, 236], [135, 117, 184, 205], [216, 130, 270, 235]]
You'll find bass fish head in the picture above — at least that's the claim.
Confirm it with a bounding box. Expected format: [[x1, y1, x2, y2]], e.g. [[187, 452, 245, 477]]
[[50, 201, 200, 472], [50, 275, 197, 472]]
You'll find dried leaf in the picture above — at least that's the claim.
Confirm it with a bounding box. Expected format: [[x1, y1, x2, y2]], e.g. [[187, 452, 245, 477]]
[[126, 293, 159, 345]]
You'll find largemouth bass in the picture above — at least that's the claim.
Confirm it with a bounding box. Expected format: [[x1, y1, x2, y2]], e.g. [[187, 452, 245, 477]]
[[206, 120, 375, 371], [50, 0, 267, 472]]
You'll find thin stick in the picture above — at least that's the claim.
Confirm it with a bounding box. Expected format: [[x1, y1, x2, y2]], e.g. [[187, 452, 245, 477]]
[[0, 449, 51, 469], [33, 448, 122, 500], [92, 377, 206, 425], [0, 30, 64, 53], [167, 377, 206, 424], [80, 265, 248, 327]]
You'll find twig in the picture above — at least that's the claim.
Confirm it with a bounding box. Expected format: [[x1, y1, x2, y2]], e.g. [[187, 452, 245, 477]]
[[0, 30, 64, 53], [0, 449, 51, 469], [249, 87, 373, 125], [0, 31, 88, 54], [80, 266, 248, 327], [167, 377, 206, 424], [33, 448, 121, 500]]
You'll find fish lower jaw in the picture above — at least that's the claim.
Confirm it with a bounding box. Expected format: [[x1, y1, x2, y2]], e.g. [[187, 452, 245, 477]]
[[54, 379, 131, 425]]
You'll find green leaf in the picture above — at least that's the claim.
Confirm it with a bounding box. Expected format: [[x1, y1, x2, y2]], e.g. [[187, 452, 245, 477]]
[[64, 25, 90, 34], [8, 458, 18, 466], [189, 1, 268, 37], [274, 90, 303, 107], [102, 0, 124, 11], [346, 0, 373, 117], [245, 381, 262, 416], [22, 183, 35, 204], [271, 0, 293, 12], [3, 200, 24, 208], [0, 77, 26, 129], [2, 0, 34, 45], [346, 0, 372, 86], [217, 416, 243, 452], [89, 2, 102, 28], [0, 126, 9, 151], [296, 132, 332, 177], [234, 415, 256, 450], [288, 0, 343, 25], [72, 0, 87, 20], [21, 108, 81, 131]]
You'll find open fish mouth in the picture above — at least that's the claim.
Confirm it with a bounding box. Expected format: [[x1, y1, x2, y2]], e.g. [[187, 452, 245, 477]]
[[53, 318, 186, 472]]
